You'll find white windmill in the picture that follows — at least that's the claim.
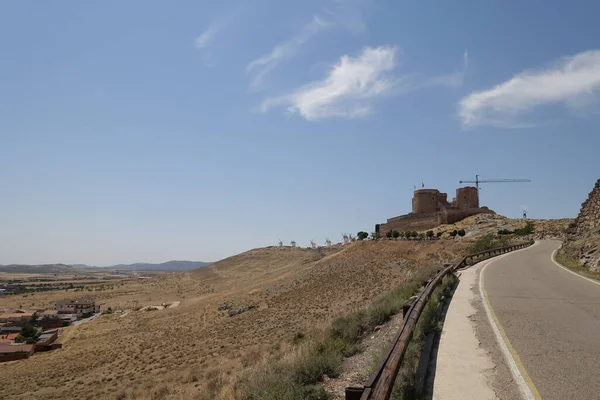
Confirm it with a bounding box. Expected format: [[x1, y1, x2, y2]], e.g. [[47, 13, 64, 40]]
[[325, 238, 332, 246], [342, 233, 349, 245], [310, 240, 316, 249], [349, 233, 356, 242], [291, 240, 296, 248], [278, 239, 283, 247]]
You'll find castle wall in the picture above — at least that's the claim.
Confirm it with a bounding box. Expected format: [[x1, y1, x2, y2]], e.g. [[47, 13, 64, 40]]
[[376, 186, 494, 235], [377, 212, 442, 234]]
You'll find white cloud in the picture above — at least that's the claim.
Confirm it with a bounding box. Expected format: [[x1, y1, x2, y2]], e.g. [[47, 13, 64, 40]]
[[261, 46, 401, 120], [458, 50, 600, 127], [195, 25, 219, 49], [247, 16, 331, 89]]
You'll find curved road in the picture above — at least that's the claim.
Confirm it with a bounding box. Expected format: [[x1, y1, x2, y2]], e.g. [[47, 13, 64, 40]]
[[483, 240, 600, 400]]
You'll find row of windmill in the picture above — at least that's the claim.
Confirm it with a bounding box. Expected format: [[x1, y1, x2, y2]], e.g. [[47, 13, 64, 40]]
[[278, 233, 357, 249]]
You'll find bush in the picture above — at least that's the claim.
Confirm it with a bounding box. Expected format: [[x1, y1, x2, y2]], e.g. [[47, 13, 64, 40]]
[[514, 221, 535, 236], [14, 333, 26, 343], [386, 231, 393, 239], [411, 231, 418, 238], [426, 231, 434, 238], [458, 229, 466, 237], [468, 233, 509, 254], [392, 230, 400, 239], [449, 230, 458, 237], [357, 231, 369, 241], [436, 232, 443, 238]]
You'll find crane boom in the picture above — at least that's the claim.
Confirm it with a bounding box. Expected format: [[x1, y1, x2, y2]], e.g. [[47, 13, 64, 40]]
[[459, 175, 531, 191]]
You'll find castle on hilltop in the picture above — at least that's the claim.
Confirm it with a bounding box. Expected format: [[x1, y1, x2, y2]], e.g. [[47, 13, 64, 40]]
[[376, 186, 495, 235]]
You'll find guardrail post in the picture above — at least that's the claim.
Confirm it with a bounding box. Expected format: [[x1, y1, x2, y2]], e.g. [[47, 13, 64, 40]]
[[345, 387, 365, 400]]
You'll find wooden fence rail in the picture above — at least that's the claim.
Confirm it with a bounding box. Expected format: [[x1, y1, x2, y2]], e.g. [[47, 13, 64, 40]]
[[346, 240, 534, 400]]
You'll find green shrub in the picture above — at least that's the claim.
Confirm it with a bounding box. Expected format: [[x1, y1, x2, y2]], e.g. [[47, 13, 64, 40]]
[[468, 234, 510, 254], [514, 221, 535, 236], [457, 229, 466, 237], [392, 231, 400, 239], [357, 231, 369, 241], [449, 230, 458, 237], [426, 231, 434, 238], [386, 231, 393, 238], [436, 232, 443, 238]]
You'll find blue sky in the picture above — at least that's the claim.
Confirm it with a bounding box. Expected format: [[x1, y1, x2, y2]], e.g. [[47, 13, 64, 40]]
[[1, 0, 599, 265]]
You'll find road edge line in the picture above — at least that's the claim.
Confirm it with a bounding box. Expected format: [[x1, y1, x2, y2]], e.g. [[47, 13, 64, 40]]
[[550, 248, 600, 286], [478, 248, 541, 400]]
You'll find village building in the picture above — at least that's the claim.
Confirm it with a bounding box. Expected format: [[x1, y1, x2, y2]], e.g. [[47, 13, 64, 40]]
[[54, 296, 99, 317]]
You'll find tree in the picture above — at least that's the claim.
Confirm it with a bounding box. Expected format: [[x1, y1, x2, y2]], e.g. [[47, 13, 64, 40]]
[[437, 231, 443, 238], [458, 229, 466, 237], [449, 230, 458, 237], [392, 230, 400, 239], [30, 312, 38, 324], [385, 230, 393, 239], [426, 231, 434, 239], [19, 322, 39, 342], [357, 231, 369, 241], [411, 231, 418, 238]]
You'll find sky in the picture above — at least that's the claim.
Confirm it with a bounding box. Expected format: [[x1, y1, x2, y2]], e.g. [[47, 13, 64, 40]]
[[1, 0, 599, 266]]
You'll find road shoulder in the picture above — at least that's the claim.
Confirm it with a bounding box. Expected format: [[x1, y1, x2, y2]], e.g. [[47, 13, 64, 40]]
[[432, 261, 519, 400]]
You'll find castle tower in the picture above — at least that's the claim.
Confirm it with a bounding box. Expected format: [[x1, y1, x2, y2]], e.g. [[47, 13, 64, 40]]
[[456, 186, 479, 209], [412, 189, 448, 213]]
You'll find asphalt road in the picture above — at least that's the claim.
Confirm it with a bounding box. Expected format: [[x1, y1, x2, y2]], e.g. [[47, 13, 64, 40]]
[[484, 240, 600, 400]]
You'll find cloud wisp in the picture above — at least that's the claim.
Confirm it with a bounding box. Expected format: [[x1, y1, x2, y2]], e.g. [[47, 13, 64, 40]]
[[246, 16, 331, 89], [195, 24, 220, 49], [246, 1, 368, 89], [458, 50, 600, 128], [260, 46, 402, 120], [427, 51, 469, 88]]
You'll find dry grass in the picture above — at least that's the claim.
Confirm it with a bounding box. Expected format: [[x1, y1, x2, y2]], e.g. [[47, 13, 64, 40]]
[[0, 240, 470, 399]]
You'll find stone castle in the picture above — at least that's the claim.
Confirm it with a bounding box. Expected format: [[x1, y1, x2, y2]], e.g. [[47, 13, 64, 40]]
[[376, 186, 495, 234]]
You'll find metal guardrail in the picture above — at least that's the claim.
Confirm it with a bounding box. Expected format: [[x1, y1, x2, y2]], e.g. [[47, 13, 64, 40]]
[[346, 241, 534, 400]]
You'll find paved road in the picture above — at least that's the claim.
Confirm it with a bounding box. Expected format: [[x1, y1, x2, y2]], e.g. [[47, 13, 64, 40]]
[[484, 240, 600, 400]]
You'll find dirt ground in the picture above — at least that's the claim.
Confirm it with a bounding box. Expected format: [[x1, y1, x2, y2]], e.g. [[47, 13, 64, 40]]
[[0, 239, 472, 399]]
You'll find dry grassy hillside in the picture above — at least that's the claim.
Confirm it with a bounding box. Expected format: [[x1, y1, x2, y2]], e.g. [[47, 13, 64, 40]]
[[0, 240, 469, 400], [431, 214, 571, 239]]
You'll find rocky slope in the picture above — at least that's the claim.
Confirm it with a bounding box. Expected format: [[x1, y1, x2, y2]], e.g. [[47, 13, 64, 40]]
[[563, 179, 600, 272]]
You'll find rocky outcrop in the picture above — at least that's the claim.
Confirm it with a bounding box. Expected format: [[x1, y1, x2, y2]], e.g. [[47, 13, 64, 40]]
[[563, 179, 600, 272], [570, 179, 600, 235]]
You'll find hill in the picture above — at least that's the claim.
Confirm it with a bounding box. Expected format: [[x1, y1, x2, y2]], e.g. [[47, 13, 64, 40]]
[[0, 239, 471, 399], [107, 260, 211, 272], [0, 263, 84, 274], [0, 261, 211, 274]]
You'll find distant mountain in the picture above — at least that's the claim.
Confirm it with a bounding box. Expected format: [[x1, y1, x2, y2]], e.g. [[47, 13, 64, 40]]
[[0, 261, 211, 274], [0, 264, 83, 274], [74, 261, 211, 272]]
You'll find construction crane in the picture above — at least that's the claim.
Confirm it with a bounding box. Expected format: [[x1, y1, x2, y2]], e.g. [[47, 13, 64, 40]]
[[459, 175, 531, 191]]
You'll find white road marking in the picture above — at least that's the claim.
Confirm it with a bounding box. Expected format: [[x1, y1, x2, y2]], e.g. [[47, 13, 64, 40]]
[[479, 245, 538, 400]]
